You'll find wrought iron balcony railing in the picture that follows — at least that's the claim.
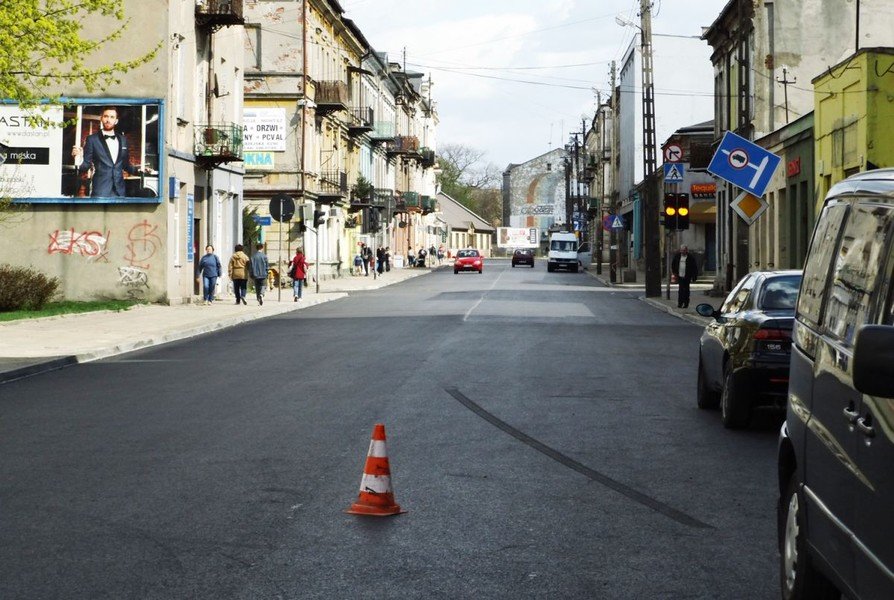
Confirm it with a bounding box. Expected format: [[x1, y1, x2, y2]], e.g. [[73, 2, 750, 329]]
[[195, 0, 244, 28], [348, 107, 374, 135], [318, 170, 348, 201], [194, 123, 243, 164]]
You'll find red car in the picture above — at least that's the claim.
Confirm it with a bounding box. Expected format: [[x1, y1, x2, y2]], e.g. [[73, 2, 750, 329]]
[[454, 249, 483, 274]]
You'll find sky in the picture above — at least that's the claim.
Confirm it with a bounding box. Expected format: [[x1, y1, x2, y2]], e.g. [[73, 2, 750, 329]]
[[341, 0, 731, 169]]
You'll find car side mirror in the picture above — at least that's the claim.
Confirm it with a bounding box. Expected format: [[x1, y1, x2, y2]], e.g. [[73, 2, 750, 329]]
[[853, 325, 894, 398], [695, 303, 720, 320]]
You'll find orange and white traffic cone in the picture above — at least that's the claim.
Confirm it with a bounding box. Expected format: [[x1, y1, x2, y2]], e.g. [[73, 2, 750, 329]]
[[346, 423, 406, 516]]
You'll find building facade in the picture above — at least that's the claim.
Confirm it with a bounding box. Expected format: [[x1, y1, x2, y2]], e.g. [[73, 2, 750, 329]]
[[0, 0, 245, 303]]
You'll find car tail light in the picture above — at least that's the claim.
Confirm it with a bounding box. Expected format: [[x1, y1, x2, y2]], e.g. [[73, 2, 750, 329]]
[[753, 328, 791, 341]]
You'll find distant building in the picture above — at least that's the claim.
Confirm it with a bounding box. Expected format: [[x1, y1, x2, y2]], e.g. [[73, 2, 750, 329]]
[[502, 148, 568, 244], [438, 192, 495, 256]]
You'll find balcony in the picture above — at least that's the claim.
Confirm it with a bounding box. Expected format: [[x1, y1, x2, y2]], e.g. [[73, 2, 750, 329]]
[[348, 107, 374, 136], [386, 135, 420, 157], [419, 148, 436, 168], [372, 188, 393, 208], [194, 123, 243, 166], [421, 195, 437, 214], [195, 0, 244, 29], [314, 81, 349, 114], [402, 191, 421, 211], [317, 170, 348, 203], [369, 121, 395, 143]]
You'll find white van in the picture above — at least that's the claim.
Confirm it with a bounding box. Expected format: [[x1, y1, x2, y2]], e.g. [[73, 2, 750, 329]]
[[547, 232, 580, 272]]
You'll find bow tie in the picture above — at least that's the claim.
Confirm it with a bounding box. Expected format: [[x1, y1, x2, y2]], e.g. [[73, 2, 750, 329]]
[[103, 134, 116, 140]]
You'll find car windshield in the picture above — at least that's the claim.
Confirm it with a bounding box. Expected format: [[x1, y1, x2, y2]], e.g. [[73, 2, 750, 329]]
[[550, 240, 576, 251], [758, 275, 802, 310], [457, 249, 479, 258]]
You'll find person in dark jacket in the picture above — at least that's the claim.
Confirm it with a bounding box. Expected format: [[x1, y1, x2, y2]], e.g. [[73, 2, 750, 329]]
[[196, 245, 222, 305], [671, 245, 699, 309], [250, 243, 269, 305]]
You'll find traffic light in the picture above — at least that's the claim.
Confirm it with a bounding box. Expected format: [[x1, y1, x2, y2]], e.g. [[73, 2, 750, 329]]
[[313, 209, 325, 228], [676, 193, 690, 230], [369, 208, 381, 232], [663, 194, 678, 230]]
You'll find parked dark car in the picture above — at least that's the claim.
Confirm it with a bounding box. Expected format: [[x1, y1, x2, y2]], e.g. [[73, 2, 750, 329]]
[[511, 248, 534, 267], [777, 169, 894, 600], [695, 269, 802, 429]]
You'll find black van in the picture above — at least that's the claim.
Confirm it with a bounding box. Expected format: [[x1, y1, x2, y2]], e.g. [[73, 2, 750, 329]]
[[777, 169, 894, 599]]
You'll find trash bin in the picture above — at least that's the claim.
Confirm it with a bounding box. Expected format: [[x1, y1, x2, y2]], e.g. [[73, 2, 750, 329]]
[[393, 255, 404, 269]]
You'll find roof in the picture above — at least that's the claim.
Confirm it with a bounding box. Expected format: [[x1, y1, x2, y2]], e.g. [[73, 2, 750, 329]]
[[436, 192, 495, 233]]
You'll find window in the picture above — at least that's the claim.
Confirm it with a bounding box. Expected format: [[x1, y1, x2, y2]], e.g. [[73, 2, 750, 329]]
[[758, 275, 802, 310], [821, 203, 894, 345], [798, 203, 848, 328], [721, 273, 756, 314]]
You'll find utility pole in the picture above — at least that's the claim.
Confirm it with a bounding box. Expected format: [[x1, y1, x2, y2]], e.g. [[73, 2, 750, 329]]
[[564, 153, 572, 232], [777, 67, 796, 124], [609, 61, 619, 283], [640, 0, 661, 297], [595, 94, 604, 275]]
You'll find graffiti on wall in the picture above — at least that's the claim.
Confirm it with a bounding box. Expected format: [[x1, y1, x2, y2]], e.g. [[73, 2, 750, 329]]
[[125, 219, 162, 269], [47, 218, 163, 299], [47, 228, 111, 262], [117, 266, 150, 300]]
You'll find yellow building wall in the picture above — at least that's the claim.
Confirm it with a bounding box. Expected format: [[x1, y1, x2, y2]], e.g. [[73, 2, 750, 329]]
[[814, 49, 894, 210]]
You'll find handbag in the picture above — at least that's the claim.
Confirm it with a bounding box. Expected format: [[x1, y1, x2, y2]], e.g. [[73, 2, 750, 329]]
[[288, 263, 297, 279]]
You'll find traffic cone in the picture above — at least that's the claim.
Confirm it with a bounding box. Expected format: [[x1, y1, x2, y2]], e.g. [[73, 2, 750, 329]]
[[346, 423, 406, 516]]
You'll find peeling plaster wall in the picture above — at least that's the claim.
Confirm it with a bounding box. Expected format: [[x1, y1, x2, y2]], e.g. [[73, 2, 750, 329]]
[[504, 148, 567, 234]]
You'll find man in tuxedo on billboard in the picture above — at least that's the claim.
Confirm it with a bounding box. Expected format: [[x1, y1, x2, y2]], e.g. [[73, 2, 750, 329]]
[[72, 106, 152, 197]]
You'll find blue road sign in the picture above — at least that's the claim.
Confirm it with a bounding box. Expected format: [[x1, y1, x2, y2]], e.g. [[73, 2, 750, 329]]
[[707, 131, 781, 197], [252, 215, 272, 226], [610, 215, 625, 229], [663, 163, 685, 182]]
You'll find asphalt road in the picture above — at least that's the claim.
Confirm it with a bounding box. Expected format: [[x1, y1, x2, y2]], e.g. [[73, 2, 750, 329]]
[[0, 260, 781, 599]]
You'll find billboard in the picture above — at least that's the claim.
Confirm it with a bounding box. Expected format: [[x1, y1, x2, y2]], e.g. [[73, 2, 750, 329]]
[[0, 100, 162, 203], [497, 227, 539, 248]]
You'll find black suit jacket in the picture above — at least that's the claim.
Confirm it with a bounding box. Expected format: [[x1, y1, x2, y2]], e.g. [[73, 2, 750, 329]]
[[672, 253, 699, 282], [79, 132, 138, 197]]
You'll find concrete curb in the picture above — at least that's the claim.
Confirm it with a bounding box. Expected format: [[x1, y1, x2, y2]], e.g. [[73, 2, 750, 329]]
[[0, 293, 348, 384], [71, 293, 348, 364], [639, 296, 712, 327], [0, 356, 78, 384]]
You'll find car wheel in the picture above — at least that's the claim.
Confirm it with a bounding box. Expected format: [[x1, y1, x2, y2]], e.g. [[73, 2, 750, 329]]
[[697, 355, 720, 410], [454, 270, 458, 275], [779, 474, 840, 600], [547, 264, 554, 273], [572, 265, 579, 273], [721, 361, 750, 429]]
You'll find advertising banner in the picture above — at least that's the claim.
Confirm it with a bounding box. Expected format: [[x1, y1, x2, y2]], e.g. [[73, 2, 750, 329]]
[[243, 108, 287, 152], [0, 101, 161, 202], [498, 227, 539, 248]]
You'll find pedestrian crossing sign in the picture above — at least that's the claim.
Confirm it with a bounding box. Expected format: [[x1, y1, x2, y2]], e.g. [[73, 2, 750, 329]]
[[664, 163, 685, 182]]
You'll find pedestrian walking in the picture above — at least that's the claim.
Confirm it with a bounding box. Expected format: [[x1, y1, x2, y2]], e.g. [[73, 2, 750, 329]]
[[376, 247, 385, 275], [353, 253, 363, 276], [250, 243, 269, 305], [417, 247, 427, 268], [196, 245, 221, 305], [437, 245, 445, 264], [289, 247, 309, 302], [228, 244, 250, 305], [671, 245, 699, 309], [385, 247, 391, 272], [360, 243, 371, 276], [407, 246, 415, 268]]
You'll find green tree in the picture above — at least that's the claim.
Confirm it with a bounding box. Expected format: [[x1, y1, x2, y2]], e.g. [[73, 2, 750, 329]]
[[0, 0, 159, 111], [437, 143, 502, 226]]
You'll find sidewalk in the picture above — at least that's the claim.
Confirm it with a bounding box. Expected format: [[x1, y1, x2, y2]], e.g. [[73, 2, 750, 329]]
[[0, 265, 434, 383], [585, 266, 714, 327]]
